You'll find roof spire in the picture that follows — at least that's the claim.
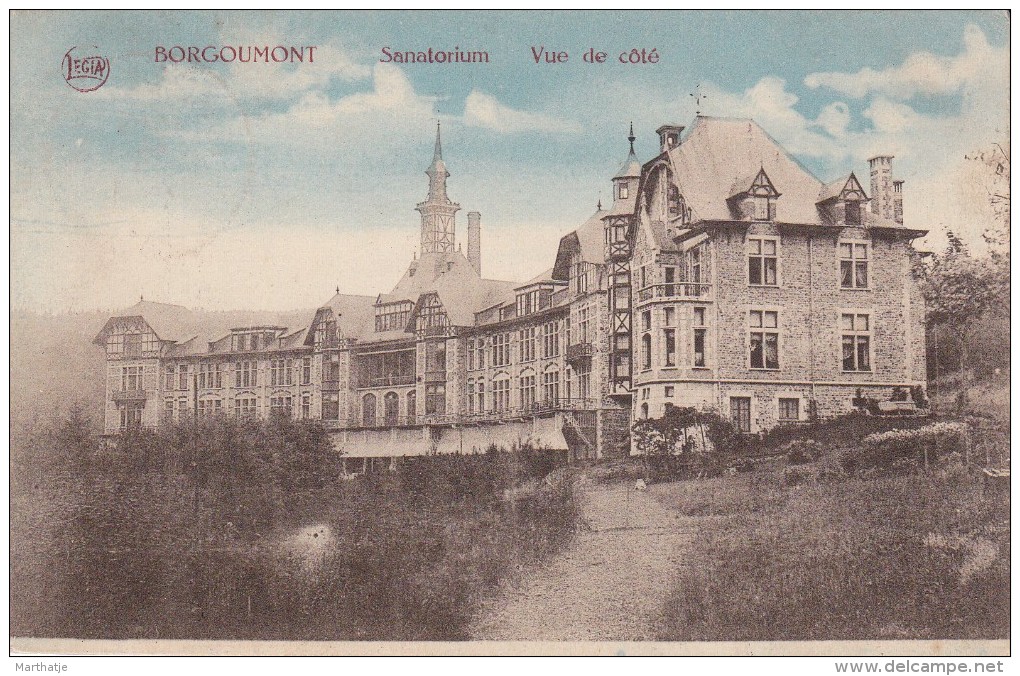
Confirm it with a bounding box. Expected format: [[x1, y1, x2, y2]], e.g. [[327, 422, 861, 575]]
[[433, 121, 443, 161], [597, 198, 603, 211], [336, 285, 340, 295], [628, 121, 636, 155]]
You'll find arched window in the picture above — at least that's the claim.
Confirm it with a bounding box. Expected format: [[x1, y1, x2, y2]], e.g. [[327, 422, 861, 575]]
[[407, 390, 416, 422], [362, 393, 377, 427], [641, 333, 652, 369], [384, 391, 399, 426]]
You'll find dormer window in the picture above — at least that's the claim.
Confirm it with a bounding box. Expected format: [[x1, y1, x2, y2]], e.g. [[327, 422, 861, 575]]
[[730, 168, 780, 222], [619, 182, 629, 200], [845, 199, 861, 225]]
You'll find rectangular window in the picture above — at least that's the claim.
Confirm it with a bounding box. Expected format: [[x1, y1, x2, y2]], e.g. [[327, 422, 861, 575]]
[[542, 370, 559, 405], [641, 334, 652, 370], [779, 397, 800, 421], [236, 360, 257, 388], [841, 313, 872, 372], [664, 307, 676, 326], [840, 242, 869, 289], [270, 359, 284, 386], [492, 333, 511, 367], [476, 380, 485, 413], [197, 399, 222, 418], [120, 402, 144, 430], [641, 310, 651, 331], [730, 397, 752, 433], [693, 307, 706, 368], [467, 381, 475, 413], [845, 200, 861, 225], [321, 393, 339, 421], [121, 365, 143, 392], [301, 357, 312, 385], [519, 327, 537, 362], [165, 365, 175, 391], [301, 393, 311, 419], [749, 310, 779, 370], [619, 182, 629, 200], [542, 321, 560, 358], [748, 238, 778, 286], [270, 395, 293, 417], [284, 359, 294, 386], [664, 328, 676, 367], [519, 374, 536, 410], [493, 379, 510, 412], [475, 338, 486, 369], [164, 398, 174, 421], [665, 385, 675, 398], [467, 339, 475, 371], [425, 384, 446, 415], [235, 396, 257, 419], [178, 365, 188, 391]]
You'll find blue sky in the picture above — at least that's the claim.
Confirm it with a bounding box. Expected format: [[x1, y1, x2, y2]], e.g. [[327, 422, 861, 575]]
[[10, 10, 1009, 311]]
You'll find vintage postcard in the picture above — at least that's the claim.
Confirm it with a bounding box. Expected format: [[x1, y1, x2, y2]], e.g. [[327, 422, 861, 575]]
[[9, 10, 1011, 661]]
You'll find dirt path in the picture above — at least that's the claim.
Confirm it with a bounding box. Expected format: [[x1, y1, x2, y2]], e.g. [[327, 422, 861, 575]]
[[469, 481, 693, 641]]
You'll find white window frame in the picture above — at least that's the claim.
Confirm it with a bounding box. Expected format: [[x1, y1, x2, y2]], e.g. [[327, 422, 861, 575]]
[[747, 307, 781, 371], [840, 308, 874, 373], [838, 238, 870, 290], [747, 236, 781, 287], [727, 391, 757, 434], [774, 392, 808, 423]]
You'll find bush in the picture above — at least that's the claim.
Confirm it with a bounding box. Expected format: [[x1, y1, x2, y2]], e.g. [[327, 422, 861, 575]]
[[782, 440, 826, 465], [849, 422, 971, 473]]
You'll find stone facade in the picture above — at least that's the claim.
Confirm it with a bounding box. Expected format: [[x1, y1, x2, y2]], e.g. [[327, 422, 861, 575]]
[[95, 116, 928, 456]]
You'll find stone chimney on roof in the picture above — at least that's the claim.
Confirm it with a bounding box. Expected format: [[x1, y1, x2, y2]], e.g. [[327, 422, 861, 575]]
[[868, 155, 895, 222], [893, 180, 904, 225]]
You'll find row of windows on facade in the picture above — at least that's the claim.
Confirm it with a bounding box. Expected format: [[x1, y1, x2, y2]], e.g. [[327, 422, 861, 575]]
[[125, 357, 315, 392], [466, 312, 594, 370], [636, 309, 872, 373], [636, 390, 802, 432], [149, 393, 317, 426], [638, 238, 871, 291], [462, 365, 593, 415]]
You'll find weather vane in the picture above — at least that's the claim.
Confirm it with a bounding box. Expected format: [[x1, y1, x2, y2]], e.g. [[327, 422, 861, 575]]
[[690, 85, 707, 116]]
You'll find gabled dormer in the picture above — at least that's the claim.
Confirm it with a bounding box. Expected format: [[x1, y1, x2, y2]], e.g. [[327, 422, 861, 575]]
[[728, 167, 780, 222], [817, 172, 869, 226]]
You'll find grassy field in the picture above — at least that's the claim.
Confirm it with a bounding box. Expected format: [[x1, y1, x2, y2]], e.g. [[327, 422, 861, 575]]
[[652, 414, 1009, 641], [10, 421, 578, 641]]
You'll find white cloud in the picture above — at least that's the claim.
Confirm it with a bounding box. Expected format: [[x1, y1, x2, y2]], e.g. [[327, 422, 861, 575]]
[[804, 24, 1000, 100], [702, 76, 848, 162], [813, 102, 850, 138], [463, 90, 581, 134]]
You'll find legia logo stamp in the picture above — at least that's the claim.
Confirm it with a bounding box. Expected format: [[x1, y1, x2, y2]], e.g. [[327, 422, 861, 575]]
[[62, 46, 110, 92]]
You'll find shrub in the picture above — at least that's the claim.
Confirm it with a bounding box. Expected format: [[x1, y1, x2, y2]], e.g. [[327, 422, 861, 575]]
[[782, 440, 826, 465], [850, 422, 971, 473], [782, 464, 818, 486]]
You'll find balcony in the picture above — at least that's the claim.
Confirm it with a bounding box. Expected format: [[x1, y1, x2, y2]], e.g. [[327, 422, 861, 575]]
[[322, 379, 341, 391], [565, 342, 594, 364], [358, 374, 416, 388], [636, 283, 712, 302], [321, 399, 601, 431], [112, 389, 148, 402]]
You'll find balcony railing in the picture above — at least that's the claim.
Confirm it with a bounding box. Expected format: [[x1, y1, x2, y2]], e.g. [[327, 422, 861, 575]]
[[423, 370, 447, 383], [565, 342, 594, 363], [322, 379, 341, 391], [636, 283, 712, 302], [358, 374, 416, 388], [112, 389, 148, 402]]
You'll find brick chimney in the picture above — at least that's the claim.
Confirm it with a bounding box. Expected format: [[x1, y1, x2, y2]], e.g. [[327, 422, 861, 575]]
[[868, 155, 894, 221], [467, 211, 481, 275], [893, 180, 904, 225]]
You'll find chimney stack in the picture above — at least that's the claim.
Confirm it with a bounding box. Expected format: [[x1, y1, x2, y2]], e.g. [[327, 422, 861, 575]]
[[868, 155, 894, 221], [467, 211, 481, 275], [893, 180, 904, 225]]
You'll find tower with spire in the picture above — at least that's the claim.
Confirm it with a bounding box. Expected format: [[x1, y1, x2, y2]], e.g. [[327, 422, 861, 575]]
[[416, 123, 461, 254]]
